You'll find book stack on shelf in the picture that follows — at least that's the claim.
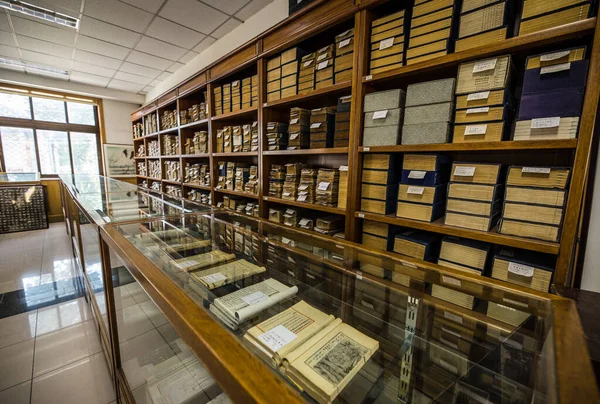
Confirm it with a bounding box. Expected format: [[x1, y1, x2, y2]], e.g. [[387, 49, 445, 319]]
[[165, 185, 181, 197], [283, 208, 300, 226], [288, 107, 310, 150], [315, 216, 344, 236], [393, 229, 439, 262], [334, 28, 354, 83], [133, 122, 143, 138], [187, 189, 210, 205], [456, 1, 513, 52], [445, 162, 503, 231], [514, 47, 588, 141], [334, 95, 352, 147], [362, 89, 406, 146], [234, 165, 251, 192], [145, 113, 157, 134], [231, 80, 242, 112], [316, 168, 339, 207], [397, 154, 449, 222], [164, 161, 181, 182], [338, 165, 348, 209], [283, 163, 304, 201], [266, 121, 288, 151], [184, 131, 208, 154], [362, 220, 391, 251], [147, 140, 159, 157], [361, 154, 400, 215], [315, 44, 334, 89], [499, 165, 570, 242], [407, 0, 458, 65], [162, 134, 179, 155], [518, 0, 592, 36], [403, 78, 455, 145], [160, 109, 177, 130], [136, 143, 145, 157], [269, 165, 285, 198], [215, 127, 228, 153], [267, 47, 306, 102], [244, 166, 259, 194], [184, 163, 210, 186], [491, 247, 554, 292], [370, 10, 405, 74], [148, 160, 161, 179], [180, 100, 207, 124], [214, 86, 223, 116], [136, 162, 146, 177], [250, 122, 259, 152], [310, 107, 336, 149], [298, 168, 318, 203], [269, 208, 284, 223]]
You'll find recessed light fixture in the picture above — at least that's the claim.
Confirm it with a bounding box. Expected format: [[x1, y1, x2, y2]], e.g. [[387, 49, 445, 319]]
[[0, 57, 70, 78], [0, 0, 79, 29]]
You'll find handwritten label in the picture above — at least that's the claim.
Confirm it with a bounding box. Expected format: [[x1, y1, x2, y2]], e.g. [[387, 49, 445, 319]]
[[372, 110, 388, 119], [200, 272, 227, 284], [297, 194, 307, 202], [453, 166, 476, 177], [379, 37, 394, 50], [289, 118, 299, 124], [508, 262, 535, 277], [408, 170, 426, 179], [317, 60, 328, 70], [241, 291, 268, 305], [365, 75, 372, 81], [472, 58, 497, 73], [299, 218, 310, 226], [531, 117, 560, 129], [317, 53, 327, 62], [339, 38, 351, 48], [464, 124, 487, 135], [407, 186, 424, 195], [467, 91, 490, 101], [310, 122, 322, 129], [540, 50, 570, 62], [442, 275, 461, 287], [522, 167, 551, 174], [289, 132, 299, 140], [257, 325, 297, 351], [339, 165, 349, 172], [540, 62, 571, 75], [318, 182, 330, 191], [282, 192, 291, 197], [444, 311, 463, 324], [298, 184, 308, 190], [466, 107, 489, 114], [303, 60, 313, 67]]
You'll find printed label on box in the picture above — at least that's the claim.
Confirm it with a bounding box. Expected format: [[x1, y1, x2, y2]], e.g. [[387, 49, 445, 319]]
[[540, 50, 571, 62], [408, 170, 426, 179], [464, 124, 487, 135], [540, 62, 571, 75], [466, 107, 489, 114], [508, 262, 535, 277], [454, 166, 476, 176], [466, 91, 490, 101], [522, 167, 551, 174], [379, 37, 394, 50], [372, 110, 388, 119], [472, 58, 497, 73], [407, 186, 424, 195], [531, 117, 560, 129]]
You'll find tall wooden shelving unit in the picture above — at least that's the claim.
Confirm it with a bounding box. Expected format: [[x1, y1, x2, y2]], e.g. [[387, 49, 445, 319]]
[[132, 0, 600, 288]]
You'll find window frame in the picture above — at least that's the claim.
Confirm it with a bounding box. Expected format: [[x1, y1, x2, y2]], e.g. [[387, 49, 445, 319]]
[[0, 85, 104, 177]]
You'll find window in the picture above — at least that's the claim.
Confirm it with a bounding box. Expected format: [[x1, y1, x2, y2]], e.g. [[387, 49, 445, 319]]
[[0, 90, 101, 176]]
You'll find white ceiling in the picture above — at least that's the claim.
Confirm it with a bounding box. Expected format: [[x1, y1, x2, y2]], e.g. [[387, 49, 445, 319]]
[[0, 0, 274, 95]]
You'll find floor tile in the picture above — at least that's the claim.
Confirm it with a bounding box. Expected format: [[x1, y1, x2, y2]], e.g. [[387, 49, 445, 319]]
[[132, 385, 149, 404], [0, 311, 37, 348], [0, 380, 31, 404], [33, 320, 102, 377], [95, 286, 136, 316], [138, 299, 167, 328], [157, 323, 194, 362], [0, 339, 34, 391], [31, 352, 115, 404], [124, 282, 150, 304], [113, 304, 154, 343], [35, 297, 91, 336]]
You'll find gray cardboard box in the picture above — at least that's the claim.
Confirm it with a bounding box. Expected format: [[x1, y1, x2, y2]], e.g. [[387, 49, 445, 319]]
[[402, 122, 450, 145], [364, 89, 406, 112], [363, 126, 400, 146], [406, 78, 456, 107], [404, 102, 453, 125], [364, 108, 404, 127]]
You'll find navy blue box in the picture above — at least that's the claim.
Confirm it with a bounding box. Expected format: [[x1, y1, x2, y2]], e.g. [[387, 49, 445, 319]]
[[517, 88, 584, 120], [401, 170, 447, 186], [393, 229, 440, 262], [522, 59, 589, 95]]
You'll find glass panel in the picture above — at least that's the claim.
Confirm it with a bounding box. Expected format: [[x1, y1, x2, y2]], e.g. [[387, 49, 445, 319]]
[[0, 92, 31, 119], [70, 132, 99, 174], [37, 130, 72, 175], [67, 102, 96, 125], [0, 126, 37, 173], [32, 97, 66, 123]]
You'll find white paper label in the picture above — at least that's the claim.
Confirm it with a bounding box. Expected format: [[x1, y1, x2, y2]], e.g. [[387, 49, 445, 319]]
[[473, 58, 497, 73], [317, 60, 328, 70], [464, 124, 487, 135], [372, 110, 388, 119], [356, 270, 363, 280], [242, 291, 268, 305], [466, 107, 489, 114], [454, 166, 476, 177], [365, 75, 372, 81], [269, 145, 276, 150], [442, 275, 461, 287], [339, 38, 351, 48], [303, 60, 313, 67], [339, 165, 349, 171], [522, 167, 551, 174], [299, 218, 310, 226], [282, 237, 291, 245], [531, 117, 560, 129], [361, 300, 375, 310], [407, 186, 424, 195], [408, 170, 426, 179], [289, 118, 299, 124], [439, 359, 458, 374], [508, 262, 535, 277], [289, 132, 299, 140], [363, 147, 370, 151], [310, 122, 322, 129], [282, 192, 291, 197], [298, 184, 308, 190], [297, 195, 307, 202], [285, 209, 295, 215], [288, 257, 296, 264], [257, 325, 297, 351], [467, 91, 490, 101], [318, 182, 330, 191], [541, 50, 570, 62], [358, 213, 365, 218], [200, 272, 227, 284], [541, 62, 571, 75], [318, 45, 329, 53], [444, 311, 463, 324], [379, 37, 394, 50], [317, 53, 327, 62]]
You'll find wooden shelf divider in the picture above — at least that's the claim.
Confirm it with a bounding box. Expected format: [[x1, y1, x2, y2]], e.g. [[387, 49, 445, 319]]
[[264, 196, 346, 215]]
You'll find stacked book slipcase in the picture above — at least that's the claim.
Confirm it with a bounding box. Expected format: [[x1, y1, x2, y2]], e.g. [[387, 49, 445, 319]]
[[288, 107, 310, 149], [407, 0, 458, 65], [362, 89, 406, 146], [455, 1, 513, 52], [393, 230, 439, 261], [370, 10, 405, 74], [310, 107, 336, 149], [334, 95, 352, 147], [360, 154, 400, 215], [518, 0, 592, 36], [334, 28, 354, 83]]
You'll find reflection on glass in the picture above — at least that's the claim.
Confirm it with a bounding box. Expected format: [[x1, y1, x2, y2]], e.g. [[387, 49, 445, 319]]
[[71, 132, 99, 174], [0, 126, 37, 172], [67, 102, 95, 125], [0, 92, 31, 119], [37, 130, 72, 175], [32, 97, 66, 123]]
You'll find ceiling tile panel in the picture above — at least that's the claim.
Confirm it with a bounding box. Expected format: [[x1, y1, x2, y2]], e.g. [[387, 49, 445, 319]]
[[142, 85, 155, 92], [16, 35, 73, 59], [78, 17, 141, 48], [134, 36, 187, 61], [211, 18, 242, 39], [114, 71, 153, 85], [74, 49, 123, 69], [0, 31, 16, 47], [235, 0, 273, 21], [0, 44, 20, 59], [76, 35, 130, 59], [21, 50, 72, 69], [0, 14, 10, 32], [201, 0, 249, 15], [70, 71, 111, 86], [84, 0, 154, 33], [24, 0, 83, 16], [150, 79, 161, 86], [126, 50, 173, 70], [157, 71, 172, 81], [166, 61, 184, 73], [145, 17, 205, 49], [120, 0, 165, 13], [159, 0, 228, 34], [193, 37, 216, 53], [119, 62, 162, 79], [108, 79, 145, 92], [178, 50, 197, 64], [71, 61, 116, 77], [11, 16, 76, 47]]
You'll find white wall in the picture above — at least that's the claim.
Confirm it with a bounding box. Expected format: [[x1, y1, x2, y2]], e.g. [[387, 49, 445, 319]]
[[580, 142, 600, 291], [102, 99, 140, 145]]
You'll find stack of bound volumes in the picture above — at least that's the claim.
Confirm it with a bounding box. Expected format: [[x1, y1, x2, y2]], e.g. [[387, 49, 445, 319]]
[[269, 164, 285, 198], [288, 107, 310, 150], [393, 229, 439, 261], [234, 165, 251, 192], [299, 53, 315, 95], [315, 44, 334, 89], [518, 0, 592, 36], [456, 1, 513, 52], [499, 165, 570, 242], [241, 75, 258, 109], [298, 168, 317, 203], [267, 47, 306, 102], [454, 55, 513, 143], [161, 134, 178, 155], [338, 165, 348, 209], [362, 89, 406, 146], [445, 162, 504, 231], [269, 208, 284, 223], [184, 131, 208, 154], [334, 28, 354, 83], [360, 154, 400, 214], [334, 95, 352, 147], [310, 107, 336, 148], [245, 166, 258, 194], [403, 78, 455, 144], [362, 220, 391, 251], [370, 10, 405, 74], [397, 154, 449, 222], [251, 121, 259, 151], [282, 163, 304, 201], [223, 83, 231, 114], [214, 86, 222, 115], [232, 126, 243, 152], [266, 121, 288, 151], [283, 208, 299, 226], [315, 216, 344, 235], [267, 55, 281, 101], [407, 0, 458, 65], [491, 247, 554, 292], [242, 124, 251, 152], [189, 259, 266, 290], [231, 80, 242, 112], [316, 168, 339, 206], [514, 47, 588, 141]]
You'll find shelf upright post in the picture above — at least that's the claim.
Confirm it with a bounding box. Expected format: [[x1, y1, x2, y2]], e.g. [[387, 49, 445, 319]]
[[257, 55, 268, 219], [206, 82, 217, 207]]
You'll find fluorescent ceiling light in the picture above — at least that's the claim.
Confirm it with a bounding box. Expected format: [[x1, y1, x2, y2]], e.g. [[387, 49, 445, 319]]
[[0, 0, 79, 29], [0, 57, 71, 78], [66, 96, 93, 102], [31, 90, 63, 98]]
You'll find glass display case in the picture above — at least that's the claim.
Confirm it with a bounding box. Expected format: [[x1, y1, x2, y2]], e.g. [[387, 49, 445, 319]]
[[97, 209, 599, 404], [0, 172, 47, 233]]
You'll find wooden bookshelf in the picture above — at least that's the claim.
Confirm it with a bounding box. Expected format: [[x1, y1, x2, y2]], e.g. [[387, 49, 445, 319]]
[[264, 196, 346, 215]]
